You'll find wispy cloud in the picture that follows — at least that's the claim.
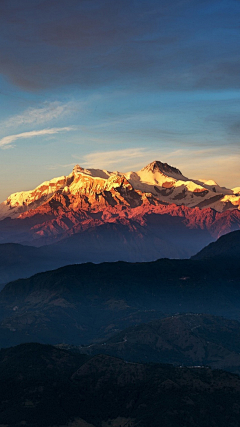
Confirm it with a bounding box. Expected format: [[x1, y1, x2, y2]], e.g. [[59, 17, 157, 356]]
[[79, 148, 148, 170], [4, 101, 75, 127], [0, 127, 73, 149], [164, 148, 240, 187], [46, 162, 76, 170], [77, 146, 240, 187]]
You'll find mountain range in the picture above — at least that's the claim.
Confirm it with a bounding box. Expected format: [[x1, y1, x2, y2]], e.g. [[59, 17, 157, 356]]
[[1, 235, 240, 349], [0, 225, 240, 425], [1, 160, 240, 262], [2, 161, 240, 220]]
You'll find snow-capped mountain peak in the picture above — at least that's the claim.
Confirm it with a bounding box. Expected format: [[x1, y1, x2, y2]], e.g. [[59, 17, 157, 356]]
[[71, 164, 113, 180], [233, 187, 240, 196], [141, 160, 183, 178], [72, 164, 84, 174], [0, 160, 239, 220], [0, 174, 70, 219], [127, 160, 188, 189]]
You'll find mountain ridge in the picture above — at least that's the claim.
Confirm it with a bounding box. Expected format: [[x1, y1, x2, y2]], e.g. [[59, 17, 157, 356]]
[[1, 160, 240, 258], [1, 160, 240, 220], [1, 256, 240, 347], [192, 230, 240, 260]]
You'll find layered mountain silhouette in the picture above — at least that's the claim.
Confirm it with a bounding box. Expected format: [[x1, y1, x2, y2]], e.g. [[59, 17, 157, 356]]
[[1, 161, 240, 426], [1, 161, 240, 261], [1, 256, 240, 348]]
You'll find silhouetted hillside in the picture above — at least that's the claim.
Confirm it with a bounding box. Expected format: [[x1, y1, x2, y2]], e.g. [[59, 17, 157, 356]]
[[78, 314, 240, 373], [1, 258, 240, 347], [1, 343, 240, 427], [192, 230, 240, 260]]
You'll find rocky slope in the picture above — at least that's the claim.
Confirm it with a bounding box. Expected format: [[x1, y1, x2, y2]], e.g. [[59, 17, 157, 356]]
[[1, 161, 240, 257], [1, 161, 240, 220]]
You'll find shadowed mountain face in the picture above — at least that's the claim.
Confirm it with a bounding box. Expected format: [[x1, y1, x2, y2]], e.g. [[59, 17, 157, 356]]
[[0, 243, 70, 286], [192, 230, 240, 260], [78, 314, 240, 374], [1, 343, 240, 427], [0, 212, 219, 279], [1, 161, 240, 260], [52, 213, 214, 261], [1, 258, 240, 348]]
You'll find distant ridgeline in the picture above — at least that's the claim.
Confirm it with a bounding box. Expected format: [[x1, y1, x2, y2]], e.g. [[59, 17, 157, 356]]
[[0, 161, 240, 265], [0, 231, 240, 351], [0, 230, 239, 426]]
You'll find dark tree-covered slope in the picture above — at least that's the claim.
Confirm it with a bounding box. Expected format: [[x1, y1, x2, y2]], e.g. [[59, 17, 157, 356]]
[[192, 230, 240, 260], [1, 343, 240, 427], [1, 258, 240, 347], [78, 313, 240, 373]]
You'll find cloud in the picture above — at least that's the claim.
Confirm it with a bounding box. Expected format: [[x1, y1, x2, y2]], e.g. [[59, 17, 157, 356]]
[[164, 147, 240, 188], [0, 0, 239, 91], [4, 101, 75, 127], [78, 145, 240, 187], [46, 162, 76, 170], [0, 127, 73, 148], [80, 148, 148, 170]]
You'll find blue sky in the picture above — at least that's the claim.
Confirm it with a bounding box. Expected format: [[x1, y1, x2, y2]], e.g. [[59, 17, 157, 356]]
[[0, 0, 240, 201]]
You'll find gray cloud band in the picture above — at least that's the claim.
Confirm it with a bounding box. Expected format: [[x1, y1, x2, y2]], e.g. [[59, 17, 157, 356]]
[[0, 0, 239, 90]]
